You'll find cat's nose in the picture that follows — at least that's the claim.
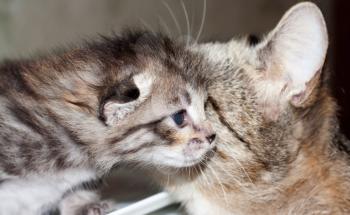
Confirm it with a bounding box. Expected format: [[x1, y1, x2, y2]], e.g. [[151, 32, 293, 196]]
[[206, 134, 216, 144]]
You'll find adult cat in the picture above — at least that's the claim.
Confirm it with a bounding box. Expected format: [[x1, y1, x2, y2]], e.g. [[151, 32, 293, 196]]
[[163, 2, 350, 214]]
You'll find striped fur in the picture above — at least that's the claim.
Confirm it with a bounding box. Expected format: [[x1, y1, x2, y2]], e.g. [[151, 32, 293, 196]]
[[161, 3, 350, 215], [0, 31, 215, 214]]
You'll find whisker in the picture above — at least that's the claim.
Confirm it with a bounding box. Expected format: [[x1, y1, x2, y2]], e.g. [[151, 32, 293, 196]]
[[189, 165, 193, 179], [180, 0, 191, 46], [186, 166, 190, 179], [287, 184, 319, 215], [207, 164, 229, 205], [211, 159, 242, 186], [139, 18, 155, 33], [162, 0, 182, 37], [166, 173, 170, 187], [157, 15, 172, 36], [190, 0, 195, 44], [195, 0, 207, 43], [198, 161, 211, 187], [193, 164, 200, 178], [230, 155, 255, 186]]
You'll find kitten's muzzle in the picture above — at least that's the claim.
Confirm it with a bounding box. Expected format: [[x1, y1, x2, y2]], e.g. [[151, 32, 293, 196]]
[[189, 133, 216, 146], [192, 122, 216, 145], [203, 122, 216, 144]]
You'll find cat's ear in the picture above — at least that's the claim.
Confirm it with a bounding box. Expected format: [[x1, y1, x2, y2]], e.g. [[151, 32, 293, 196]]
[[99, 73, 154, 125], [256, 2, 328, 120]]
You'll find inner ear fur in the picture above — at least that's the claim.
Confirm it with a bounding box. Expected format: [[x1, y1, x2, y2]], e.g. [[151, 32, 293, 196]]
[[99, 72, 154, 125], [98, 77, 139, 122], [254, 2, 328, 120]]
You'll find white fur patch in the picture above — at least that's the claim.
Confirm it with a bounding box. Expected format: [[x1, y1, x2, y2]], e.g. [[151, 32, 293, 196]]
[[186, 86, 206, 125], [171, 184, 233, 215], [0, 169, 96, 215], [104, 72, 154, 126]]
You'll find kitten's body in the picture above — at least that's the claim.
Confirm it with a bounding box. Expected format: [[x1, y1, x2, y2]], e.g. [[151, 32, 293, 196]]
[[0, 55, 104, 214], [0, 32, 215, 214], [162, 3, 350, 214]]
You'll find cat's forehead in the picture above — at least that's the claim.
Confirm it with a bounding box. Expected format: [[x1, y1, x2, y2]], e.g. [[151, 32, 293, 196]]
[[193, 39, 255, 68], [188, 38, 261, 92]]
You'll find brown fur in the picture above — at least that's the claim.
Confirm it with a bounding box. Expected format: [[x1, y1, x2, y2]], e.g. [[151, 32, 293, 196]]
[[157, 3, 350, 215], [0, 31, 215, 214]]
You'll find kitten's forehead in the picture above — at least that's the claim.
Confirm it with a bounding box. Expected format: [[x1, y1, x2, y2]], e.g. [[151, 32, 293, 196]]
[[114, 31, 209, 117], [130, 32, 208, 89], [149, 77, 206, 120], [143, 50, 207, 101]]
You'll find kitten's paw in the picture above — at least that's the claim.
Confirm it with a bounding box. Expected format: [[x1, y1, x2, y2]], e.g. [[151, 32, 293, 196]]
[[59, 189, 110, 215], [80, 202, 109, 215]]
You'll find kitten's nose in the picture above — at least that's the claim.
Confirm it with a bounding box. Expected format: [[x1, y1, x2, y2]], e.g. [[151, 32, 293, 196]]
[[206, 134, 216, 144]]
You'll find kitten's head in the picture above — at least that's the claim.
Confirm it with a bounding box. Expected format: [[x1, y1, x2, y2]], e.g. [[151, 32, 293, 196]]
[[186, 2, 331, 188], [96, 32, 216, 169]]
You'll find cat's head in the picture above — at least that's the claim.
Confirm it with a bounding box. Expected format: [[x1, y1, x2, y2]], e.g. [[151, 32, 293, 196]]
[[96, 32, 216, 170], [189, 2, 332, 187]]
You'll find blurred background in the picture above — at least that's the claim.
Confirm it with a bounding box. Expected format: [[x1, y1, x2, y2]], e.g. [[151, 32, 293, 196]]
[[0, 0, 348, 214], [0, 0, 333, 58], [2, 0, 348, 130]]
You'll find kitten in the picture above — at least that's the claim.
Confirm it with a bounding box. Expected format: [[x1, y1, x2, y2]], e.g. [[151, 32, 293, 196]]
[[0, 31, 216, 214], [161, 2, 350, 214]]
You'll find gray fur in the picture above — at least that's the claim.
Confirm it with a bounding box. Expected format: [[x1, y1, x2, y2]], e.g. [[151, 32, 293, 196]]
[[0, 31, 215, 214], [160, 3, 350, 215]]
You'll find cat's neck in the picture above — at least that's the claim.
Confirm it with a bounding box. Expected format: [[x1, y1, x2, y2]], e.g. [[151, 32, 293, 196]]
[[166, 89, 350, 214]]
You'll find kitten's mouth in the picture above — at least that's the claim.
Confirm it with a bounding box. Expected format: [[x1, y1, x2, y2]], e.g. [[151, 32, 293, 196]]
[[182, 157, 205, 167], [182, 147, 216, 167]]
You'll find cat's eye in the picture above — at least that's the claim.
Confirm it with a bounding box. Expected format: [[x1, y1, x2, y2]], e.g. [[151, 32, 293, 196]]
[[171, 110, 186, 127]]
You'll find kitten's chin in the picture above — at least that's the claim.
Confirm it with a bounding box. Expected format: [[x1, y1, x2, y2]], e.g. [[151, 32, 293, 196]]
[[156, 148, 216, 172]]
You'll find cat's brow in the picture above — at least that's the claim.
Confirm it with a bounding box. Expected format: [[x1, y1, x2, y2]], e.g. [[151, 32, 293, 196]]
[[208, 96, 252, 150]]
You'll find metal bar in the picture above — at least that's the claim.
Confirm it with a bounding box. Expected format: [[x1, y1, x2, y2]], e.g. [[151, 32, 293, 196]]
[[107, 192, 176, 215]]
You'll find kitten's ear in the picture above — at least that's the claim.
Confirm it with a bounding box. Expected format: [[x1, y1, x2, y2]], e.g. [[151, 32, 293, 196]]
[[256, 2, 328, 120], [100, 73, 154, 125]]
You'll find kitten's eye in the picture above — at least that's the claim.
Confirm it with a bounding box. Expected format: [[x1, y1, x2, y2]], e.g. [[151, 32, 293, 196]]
[[171, 110, 186, 127]]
